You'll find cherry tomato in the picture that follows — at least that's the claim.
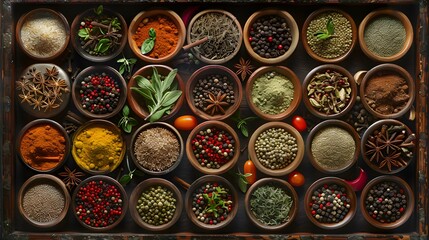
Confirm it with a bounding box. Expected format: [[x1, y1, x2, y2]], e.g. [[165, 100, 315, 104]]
[[243, 160, 257, 185], [173, 115, 197, 131], [292, 115, 307, 132], [287, 171, 305, 187]]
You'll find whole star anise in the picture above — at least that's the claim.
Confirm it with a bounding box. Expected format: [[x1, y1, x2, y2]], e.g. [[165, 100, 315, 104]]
[[58, 166, 85, 190], [44, 66, 59, 81], [204, 91, 229, 115], [234, 57, 254, 81]]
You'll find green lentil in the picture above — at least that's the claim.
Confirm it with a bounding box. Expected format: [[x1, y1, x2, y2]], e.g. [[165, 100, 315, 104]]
[[136, 185, 177, 226]]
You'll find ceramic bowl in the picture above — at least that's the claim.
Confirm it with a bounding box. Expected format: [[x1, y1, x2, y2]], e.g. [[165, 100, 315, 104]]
[[248, 122, 304, 176], [128, 9, 186, 63], [127, 65, 185, 121], [359, 63, 415, 119], [246, 66, 301, 121], [302, 64, 357, 119], [18, 174, 70, 228], [16, 8, 70, 61], [359, 9, 413, 62], [186, 121, 240, 175], [71, 7, 127, 62], [186, 65, 243, 121], [72, 65, 127, 119], [302, 8, 357, 63], [130, 122, 184, 175], [185, 175, 238, 230], [129, 178, 183, 231], [360, 175, 414, 229], [304, 177, 357, 229], [244, 178, 298, 231], [306, 120, 360, 174], [243, 9, 299, 64]]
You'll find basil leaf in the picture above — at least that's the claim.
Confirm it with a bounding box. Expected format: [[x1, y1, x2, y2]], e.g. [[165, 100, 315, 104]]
[[149, 28, 156, 38], [117, 58, 126, 63], [241, 126, 249, 137], [141, 38, 155, 54], [128, 117, 138, 126], [238, 176, 248, 193], [119, 174, 131, 186], [124, 124, 132, 133], [128, 58, 137, 65], [161, 90, 182, 107], [122, 105, 130, 116], [78, 28, 89, 39], [118, 64, 125, 75], [326, 18, 334, 35]]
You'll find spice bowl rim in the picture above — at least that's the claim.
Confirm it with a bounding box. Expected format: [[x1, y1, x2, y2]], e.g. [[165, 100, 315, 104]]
[[244, 178, 299, 231], [72, 65, 128, 119], [358, 9, 414, 62], [302, 64, 357, 119], [246, 66, 302, 121], [15, 8, 70, 61], [243, 8, 300, 64], [185, 175, 238, 230], [248, 121, 304, 176], [359, 63, 415, 119], [17, 174, 71, 228], [360, 175, 414, 229], [304, 177, 357, 229], [70, 7, 128, 62], [129, 122, 184, 176], [186, 120, 240, 175], [16, 118, 70, 173], [185, 65, 243, 121], [129, 178, 183, 231], [301, 8, 358, 63]]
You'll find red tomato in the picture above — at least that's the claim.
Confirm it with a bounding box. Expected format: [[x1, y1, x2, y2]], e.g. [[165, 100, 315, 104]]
[[173, 115, 197, 131], [243, 160, 257, 185], [292, 115, 307, 132], [287, 171, 305, 187]]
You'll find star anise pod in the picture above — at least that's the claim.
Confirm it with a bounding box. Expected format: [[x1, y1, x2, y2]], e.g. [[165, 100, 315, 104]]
[[44, 66, 59, 81], [41, 97, 60, 112], [15, 78, 30, 91], [30, 96, 43, 111], [47, 78, 68, 93], [204, 91, 229, 115], [58, 166, 85, 190], [379, 151, 403, 172], [365, 137, 385, 163], [18, 91, 34, 104], [234, 57, 254, 81]]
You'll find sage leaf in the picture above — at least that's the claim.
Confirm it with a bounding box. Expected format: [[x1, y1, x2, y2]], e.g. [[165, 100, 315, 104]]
[[161, 69, 178, 93], [131, 87, 152, 102], [161, 90, 182, 107], [135, 76, 155, 94], [141, 38, 155, 54], [151, 67, 162, 97], [149, 106, 170, 122]]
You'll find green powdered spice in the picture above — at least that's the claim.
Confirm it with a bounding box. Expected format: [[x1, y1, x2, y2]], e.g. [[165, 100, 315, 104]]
[[311, 126, 355, 170], [364, 16, 406, 57], [251, 71, 294, 115]]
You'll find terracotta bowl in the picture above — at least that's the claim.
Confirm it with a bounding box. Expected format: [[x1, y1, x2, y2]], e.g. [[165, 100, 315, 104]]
[[244, 178, 298, 231], [302, 8, 357, 63], [71, 7, 127, 62], [130, 122, 184, 175], [302, 64, 357, 119], [128, 65, 185, 121], [360, 175, 414, 229], [248, 122, 304, 176], [186, 121, 240, 175], [186, 65, 243, 121], [129, 178, 183, 231], [16, 8, 70, 61], [72, 66, 127, 119], [304, 177, 357, 229], [72, 175, 128, 231], [361, 119, 414, 174], [306, 120, 360, 174], [18, 174, 70, 228], [185, 175, 238, 230], [16, 119, 70, 173], [359, 63, 415, 119], [246, 66, 302, 121], [243, 9, 299, 64], [359, 9, 413, 62], [128, 9, 186, 63]]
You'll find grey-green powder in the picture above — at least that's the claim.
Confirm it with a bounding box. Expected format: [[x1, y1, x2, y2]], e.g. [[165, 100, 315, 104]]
[[364, 16, 406, 57]]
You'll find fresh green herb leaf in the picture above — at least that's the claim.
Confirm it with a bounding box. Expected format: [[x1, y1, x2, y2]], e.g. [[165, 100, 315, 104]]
[[161, 90, 182, 107], [326, 18, 334, 35], [314, 18, 335, 40], [78, 28, 90, 40], [149, 28, 156, 38], [118, 104, 137, 133], [118, 157, 143, 186], [119, 174, 131, 185], [141, 28, 156, 55], [95, 5, 103, 15], [230, 112, 258, 138], [122, 105, 130, 116]]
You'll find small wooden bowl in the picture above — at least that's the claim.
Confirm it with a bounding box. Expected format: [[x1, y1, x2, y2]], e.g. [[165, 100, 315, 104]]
[[18, 174, 70, 228], [246, 66, 301, 121], [71, 7, 127, 62], [128, 9, 186, 63], [16, 8, 70, 61], [243, 9, 299, 64], [306, 120, 360, 174], [129, 178, 183, 231], [72, 66, 127, 119], [130, 122, 184, 175], [185, 175, 238, 230], [302, 8, 357, 63], [245, 178, 298, 231], [302, 64, 357, 119], [186, 65, 242, 121], [359, 9, 413, 62], [128, 65, 185, 121], [360, 175, 414, 229], [359, 63, 415, 119], [248, 122, 304, 176], [186, 121, 240, 175], [304, 177, 357, 229], [16, 119, 70, 173]]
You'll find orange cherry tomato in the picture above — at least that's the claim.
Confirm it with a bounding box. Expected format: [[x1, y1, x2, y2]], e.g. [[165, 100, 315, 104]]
[[244, 160, 257, 185], [287, 171, 305, 187], [173, 115, 197, 131]]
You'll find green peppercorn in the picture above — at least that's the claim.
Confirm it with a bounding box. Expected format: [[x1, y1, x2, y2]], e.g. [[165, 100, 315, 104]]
[[136, 185, 177, 226]]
